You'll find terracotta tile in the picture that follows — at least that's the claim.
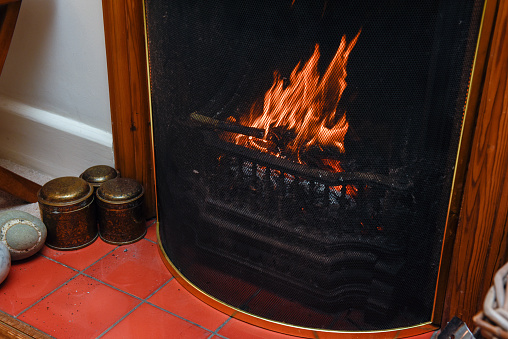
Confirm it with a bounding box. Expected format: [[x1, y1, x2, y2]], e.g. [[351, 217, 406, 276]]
[[101, 303, 212, 339], [218, 318, 302, 339], [148, 278, 229, 331], [144, 221, 158, 242], [0, 256, 76, 316], [84, 239, 172, 298], [40, 238, 118, 271], [18, 274, 139, 339]]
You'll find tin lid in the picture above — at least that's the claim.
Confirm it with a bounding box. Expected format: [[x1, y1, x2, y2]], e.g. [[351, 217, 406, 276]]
[[38, 177, 93, 206], [97, 178, 144, 204], [80, 165, 119, 187]]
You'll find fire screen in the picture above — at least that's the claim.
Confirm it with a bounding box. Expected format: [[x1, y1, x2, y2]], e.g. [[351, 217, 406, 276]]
[[145, 0, 486, 333]]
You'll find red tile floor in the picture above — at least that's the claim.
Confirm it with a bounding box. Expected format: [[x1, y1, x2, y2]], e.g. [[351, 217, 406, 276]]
[[0, 220, 436, 339]]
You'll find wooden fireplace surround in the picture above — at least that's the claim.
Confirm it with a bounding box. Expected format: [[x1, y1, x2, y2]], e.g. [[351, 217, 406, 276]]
[[101, 0, 508, 329]]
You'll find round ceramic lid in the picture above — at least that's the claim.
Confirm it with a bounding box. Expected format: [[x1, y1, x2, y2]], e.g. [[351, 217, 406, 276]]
[[80, 165, 118, 185], [38, 177, 93, 205], [97, 178, 144, 204]]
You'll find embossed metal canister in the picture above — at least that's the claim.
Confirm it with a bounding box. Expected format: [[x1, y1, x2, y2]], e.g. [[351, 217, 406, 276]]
[[38, 177, 97, 250], [96, 177, 145, 245], [79, 165, 119, 192]]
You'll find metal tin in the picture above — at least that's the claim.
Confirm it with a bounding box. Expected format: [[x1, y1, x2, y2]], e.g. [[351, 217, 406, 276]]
[[96, 177, 145, 245], [38, 177, 97, 250], [79, 165, 119, 191]]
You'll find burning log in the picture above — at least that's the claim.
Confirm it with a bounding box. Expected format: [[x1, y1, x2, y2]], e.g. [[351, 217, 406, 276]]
[[191, 114, 412, 190], [190, 112, 265, 139], [190, 112, 298, 155], [204, 132, 412, 191]]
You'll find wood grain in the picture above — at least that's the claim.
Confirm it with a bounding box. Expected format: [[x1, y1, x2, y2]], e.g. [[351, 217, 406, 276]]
[[442, 0, 508, 327], [102, 0, 156, 218], [0, 0, 20, 74], [0, 166, 41, 203], [0, 311, 54, 339]]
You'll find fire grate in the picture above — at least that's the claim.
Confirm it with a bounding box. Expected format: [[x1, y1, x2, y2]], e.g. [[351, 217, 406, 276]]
[[203, 132, 413, 239], [189, 131, 415, 320]]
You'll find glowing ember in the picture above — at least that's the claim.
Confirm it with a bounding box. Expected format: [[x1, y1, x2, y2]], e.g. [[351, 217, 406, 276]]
[[321, 158, 345, 172], [223, 30, 360, 170], [321, 159, 358, 198]]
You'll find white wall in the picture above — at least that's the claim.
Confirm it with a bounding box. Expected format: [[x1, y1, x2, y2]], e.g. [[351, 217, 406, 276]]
[[0, 0, 114, 177]]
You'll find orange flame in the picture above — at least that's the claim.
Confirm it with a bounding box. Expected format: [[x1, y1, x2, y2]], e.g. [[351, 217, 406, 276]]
[[229, 30, 360, 167]]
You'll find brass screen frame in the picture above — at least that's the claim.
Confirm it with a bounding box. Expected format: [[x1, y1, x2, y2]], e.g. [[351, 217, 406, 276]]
[[146, 0, 498, 336]]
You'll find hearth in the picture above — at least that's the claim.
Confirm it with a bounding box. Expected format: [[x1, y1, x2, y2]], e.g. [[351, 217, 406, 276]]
[[145, 0, 488, 335]]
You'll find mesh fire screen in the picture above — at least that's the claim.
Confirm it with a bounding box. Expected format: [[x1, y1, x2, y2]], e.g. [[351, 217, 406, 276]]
[[146, 0, 485, 331]]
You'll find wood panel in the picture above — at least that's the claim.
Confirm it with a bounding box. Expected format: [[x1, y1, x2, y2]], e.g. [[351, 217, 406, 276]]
[[0, 0, 21, 72], [442, 0, 508, 326], [0, 311, 53, 339], [102, 0, 155, 218], [0, 166, 40, 203]]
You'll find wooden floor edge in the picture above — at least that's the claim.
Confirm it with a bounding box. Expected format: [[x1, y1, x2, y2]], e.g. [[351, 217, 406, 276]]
[[0, 311, 54, 339]]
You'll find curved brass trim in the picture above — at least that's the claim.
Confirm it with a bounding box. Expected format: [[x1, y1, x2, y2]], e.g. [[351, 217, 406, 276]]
[[142, 0, 159, 221], [156, 223, 438, 339]]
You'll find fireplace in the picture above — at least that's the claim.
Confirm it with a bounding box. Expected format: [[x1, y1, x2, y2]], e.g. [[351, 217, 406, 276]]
[[144, 0, 490, 335]]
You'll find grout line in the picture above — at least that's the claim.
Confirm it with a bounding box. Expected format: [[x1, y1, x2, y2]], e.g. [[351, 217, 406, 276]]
[[143, 299, 216, 335], [36, 219, 154, 273], [78, 246, 121, 271], [78, 271, 175, 306], [144, 238, 157, 245], [15, 224, 168, 335], [143, 219, 158, 244], [208, 331, 230, 339], [15, 272, 81, 318], [209, 316, 234, 338], [146, 218, 157, 228], [145, 277, 173, 299], [47, 237, 237, 338], [95, 278, 172, 338], [15, 248, 119, 318], [207, 288, 261, 338], [37, 218, 154, 275], [21, 243, 154, 320], [95, 300, 145, 339], [37, 254, 80, 272], [38, 244, 120, 273], [80, 273, 160, 302]]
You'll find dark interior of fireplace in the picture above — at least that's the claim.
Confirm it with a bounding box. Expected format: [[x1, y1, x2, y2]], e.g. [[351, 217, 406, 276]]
[[145, 0, 484, 331]]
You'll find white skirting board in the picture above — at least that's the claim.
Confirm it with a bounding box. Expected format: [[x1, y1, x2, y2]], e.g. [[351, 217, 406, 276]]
[[0, 95, 115, 178]]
